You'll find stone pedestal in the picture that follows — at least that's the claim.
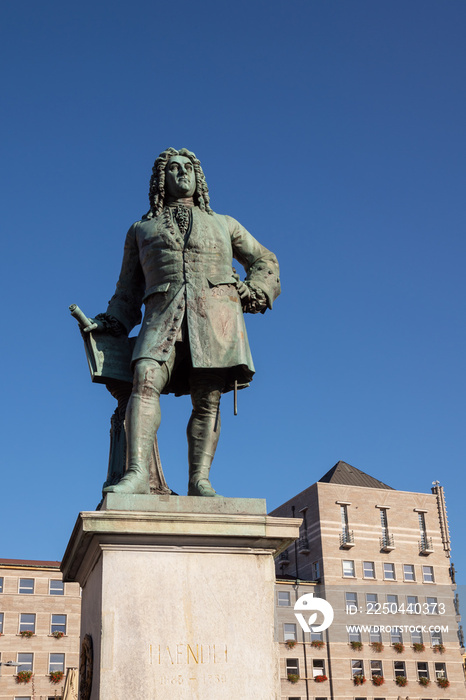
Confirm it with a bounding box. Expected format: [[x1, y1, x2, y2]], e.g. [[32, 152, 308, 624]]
[[61, 495, 299, 700]]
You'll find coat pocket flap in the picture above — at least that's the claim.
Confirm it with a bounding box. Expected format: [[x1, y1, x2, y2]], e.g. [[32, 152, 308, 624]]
[[143, 282, 170, 301], [207, 275, 236, 287]]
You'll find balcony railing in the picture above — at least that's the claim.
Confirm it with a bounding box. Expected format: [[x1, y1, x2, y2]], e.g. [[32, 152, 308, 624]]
[[278, 551, 290, 566], [419, 537, 434, 554], [380, 534, 395, 551], [340, 530, 355, 548], [299, 536, 310, 555]]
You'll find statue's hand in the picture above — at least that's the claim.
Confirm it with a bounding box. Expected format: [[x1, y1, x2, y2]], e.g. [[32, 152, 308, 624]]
[[82, 317, 105, 334], [232, 272, 252, 303]]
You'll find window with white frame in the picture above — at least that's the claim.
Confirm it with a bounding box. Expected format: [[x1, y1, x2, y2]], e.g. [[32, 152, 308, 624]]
[[342, 560, 355, 577], [366, 592, 378, 611], [411, 628, 423, 645], [394, 660, 406, 677], [277, 591, 291, 607], [49, 580, 64, 596], [390, 629, 403, 645], [407, 595, 419, 614], [14, 697, 32, 700], [371, 659, 383, 677], [403, 564, 415, 581], [49, 653, 65, 673], [19, 614, 35, 634], [286, 658, 299, 676], [383, 563, 395, 580], [369, 627, 382, 644], [284, 623, 296, 641], [0, 577, 3, 593], [349, 628, 361, 643], [18, 579, 34, 595], [434, 662, 447, 679], [363, 561, 375, 578], [422, 565, 434, 583], [431, 629, 443, 646], [426, 596, 438, 613], [311, 630, 323, 642], [386, 594, 398, 612], [345, 591, 357, 611], [351, 659, 364, 677], [17, 653, 33, 672], [312, 659, 325, 678], [417, 661, 429, 679], [0, 612, 3, 633], [51, 615, 66, 636]]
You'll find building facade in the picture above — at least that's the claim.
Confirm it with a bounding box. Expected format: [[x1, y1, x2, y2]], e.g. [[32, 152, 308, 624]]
[[0, 559, 80, 700], [271, 461, 466, 700]]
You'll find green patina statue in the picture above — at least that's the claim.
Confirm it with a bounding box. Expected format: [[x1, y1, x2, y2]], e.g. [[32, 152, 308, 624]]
[[81, 148, 280, 497]]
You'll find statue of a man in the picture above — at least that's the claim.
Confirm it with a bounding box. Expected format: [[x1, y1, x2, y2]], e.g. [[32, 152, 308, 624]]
[[86, 148, 280, 496]]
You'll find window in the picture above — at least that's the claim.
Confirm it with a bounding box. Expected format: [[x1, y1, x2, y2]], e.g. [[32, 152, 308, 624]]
[[340, 504, 349, 534], [286, 658, 299, 676], [312, 659, 325, 678], [404, 564, 415, 581], [366, 593, 378, 611], [380, 507, 389, 537], [351, 659, 364, 677], [431, 629, 443, 646], [349, 629, 361, 643], [49, 653, 65, 673], [417, 661, 429, 680], [411, 628, 423, 645], [18, 579, 34, 595], [51, 614, 67, 636], [369, 627, 382, 644], [312, 561, 321, 579], [342, 560, 355, 577], [278, 591, 291, 607], [371, 659, 383, 677], [434, 662, 447, 679], [311, 631, 323, 642], [426, 596, 438, 614], [394, 660, 406, 677], [17, 653, 33, 672], [423, 566, 434, 583], [19, 614, 35, 634], [407, 595, 419, 614], [383, 563, 395, 580], [49, 580, 64, 596], [363, 561, 375, 579], [390, 629, 402, 645], [0, 577, 3, 593], [345, 591, 357, 612], [418, 511, 427, 539], [387, 594, 398, 612]]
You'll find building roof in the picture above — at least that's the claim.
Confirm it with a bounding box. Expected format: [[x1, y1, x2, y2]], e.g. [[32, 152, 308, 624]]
[[0, 558, 61, 569], [318, 460, 394, 490]]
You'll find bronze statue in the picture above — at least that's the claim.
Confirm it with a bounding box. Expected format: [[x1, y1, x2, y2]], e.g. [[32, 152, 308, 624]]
[[80, 148, 280, 497]]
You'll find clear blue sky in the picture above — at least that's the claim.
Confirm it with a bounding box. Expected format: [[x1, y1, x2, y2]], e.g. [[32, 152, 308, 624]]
[[1, 1, 465, 587]]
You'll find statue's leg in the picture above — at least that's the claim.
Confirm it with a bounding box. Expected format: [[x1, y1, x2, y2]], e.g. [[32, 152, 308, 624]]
[[187, 370, 226, 497], [104, 359, 168, 495]]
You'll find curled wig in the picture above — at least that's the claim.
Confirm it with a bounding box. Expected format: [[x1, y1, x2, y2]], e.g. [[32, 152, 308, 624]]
[[145, 147, 212, 218]]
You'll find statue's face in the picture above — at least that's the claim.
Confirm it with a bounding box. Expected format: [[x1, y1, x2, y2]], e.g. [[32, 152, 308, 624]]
[[165, 155, 196, 198]]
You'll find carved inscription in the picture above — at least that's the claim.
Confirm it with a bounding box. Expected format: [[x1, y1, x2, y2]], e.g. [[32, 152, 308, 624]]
[[150, 643, 228, 666]]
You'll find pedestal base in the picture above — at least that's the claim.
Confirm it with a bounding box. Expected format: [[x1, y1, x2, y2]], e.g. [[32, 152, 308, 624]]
[[61, 496, 299, 700]]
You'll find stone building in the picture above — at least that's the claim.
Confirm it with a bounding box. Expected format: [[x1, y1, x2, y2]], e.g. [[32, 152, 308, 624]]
[[0, 559, 80, 700], [271, 461, 466, 700]]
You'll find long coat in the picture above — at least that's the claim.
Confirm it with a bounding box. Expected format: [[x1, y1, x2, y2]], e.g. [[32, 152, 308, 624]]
[[106, 206, 280, 395]]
